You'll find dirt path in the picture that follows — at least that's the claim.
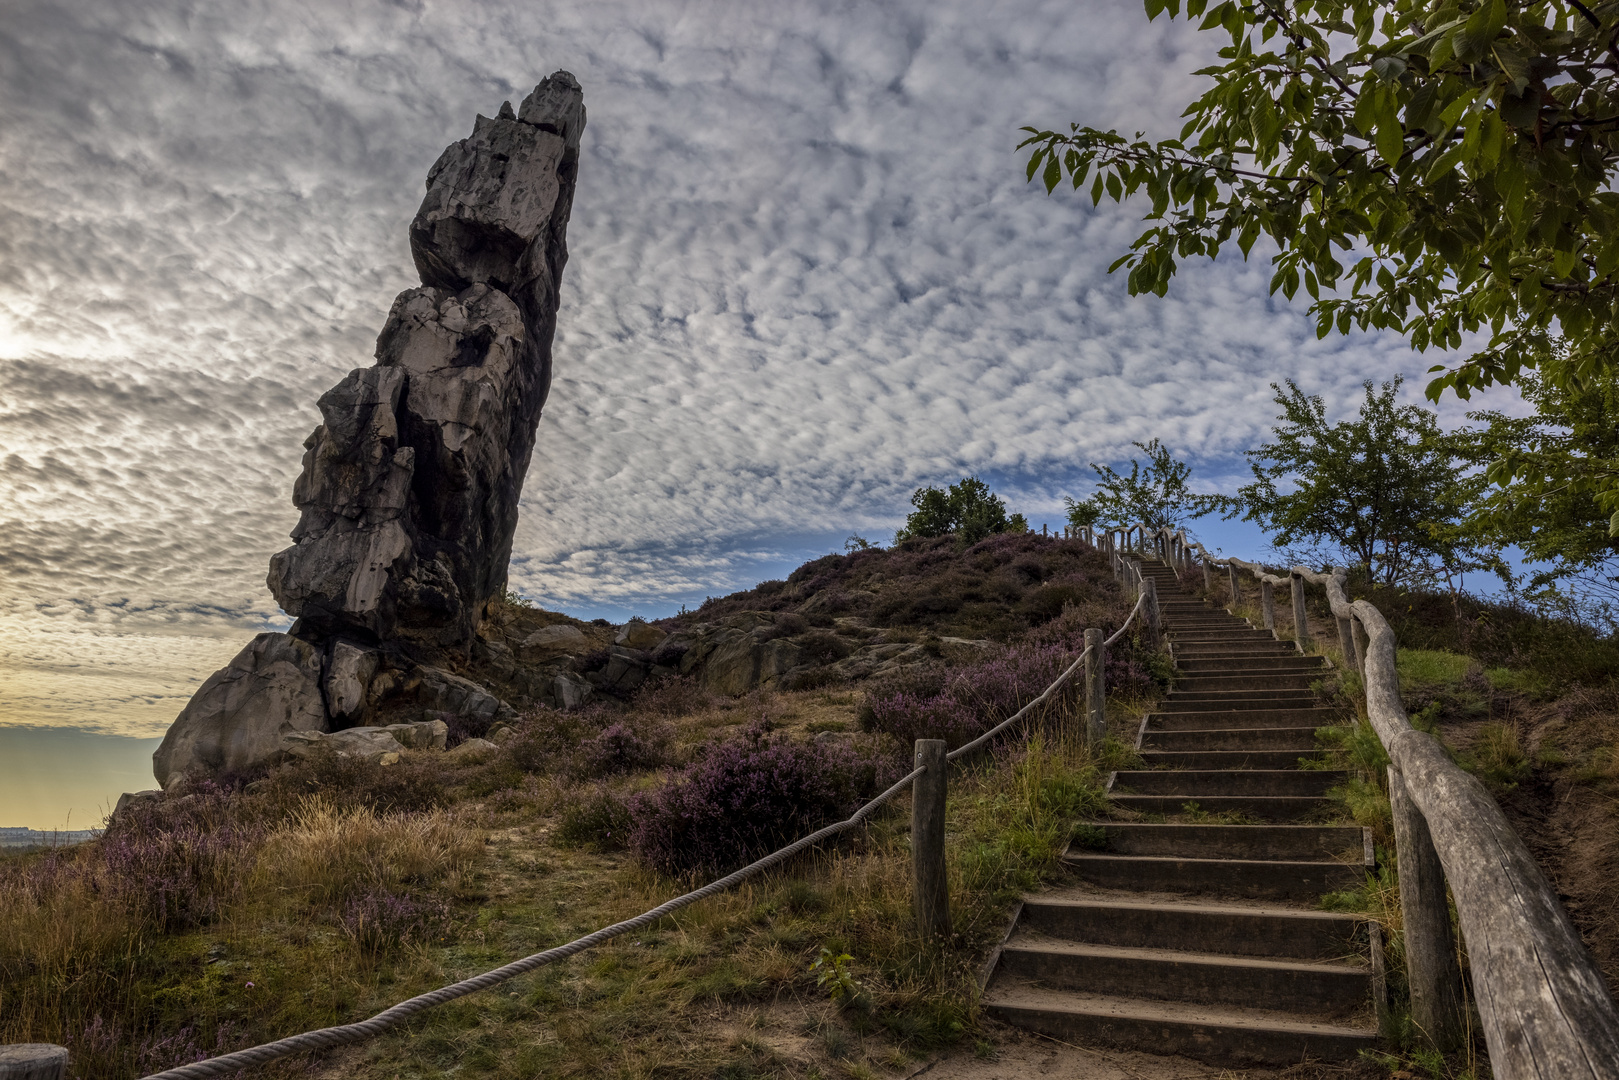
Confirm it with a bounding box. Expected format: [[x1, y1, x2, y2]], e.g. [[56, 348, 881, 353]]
[[908, 1021, 1373, 1080]]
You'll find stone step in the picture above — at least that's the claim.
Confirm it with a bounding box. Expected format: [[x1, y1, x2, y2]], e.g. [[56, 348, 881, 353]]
[[1064, 851, 1364, 898], [1146, 709, 1340, 730], [994, 938, 1369, 1015], [1109, 794, 1332, 820], [1140, 749, 1318, 769], [1140, 727, 1322, 752], [1083, 823, 1367, 862], [1016, 897, 1363, 959], [1113, 770, 1346, 798], [982, 984, 1378, 1067], [1175, 655, 1327, 673], [1175, 672, 1319, 692]]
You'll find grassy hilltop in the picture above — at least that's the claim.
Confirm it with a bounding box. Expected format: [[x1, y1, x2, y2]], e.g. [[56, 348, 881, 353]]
[[5, 531, 1619, 1080]]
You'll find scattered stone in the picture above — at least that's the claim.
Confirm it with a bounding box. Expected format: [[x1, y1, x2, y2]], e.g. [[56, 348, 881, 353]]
[[448, 737, 500, 760], [487, 724, 518, 746], [114, 790, 163, 816]]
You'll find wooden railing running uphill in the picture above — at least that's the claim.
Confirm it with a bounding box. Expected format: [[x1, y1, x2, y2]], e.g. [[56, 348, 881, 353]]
[[1126, 521, 1619, 1079]]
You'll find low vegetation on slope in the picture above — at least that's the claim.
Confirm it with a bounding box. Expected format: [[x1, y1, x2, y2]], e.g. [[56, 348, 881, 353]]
[[1, 534, 1161, 1080]]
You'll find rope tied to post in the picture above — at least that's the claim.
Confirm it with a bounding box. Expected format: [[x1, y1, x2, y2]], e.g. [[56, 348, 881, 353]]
[[138, 541, 1152, 1080]]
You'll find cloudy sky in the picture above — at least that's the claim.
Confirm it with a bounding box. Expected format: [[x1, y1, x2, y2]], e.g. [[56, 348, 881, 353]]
[[0, 0, 1513, 819]]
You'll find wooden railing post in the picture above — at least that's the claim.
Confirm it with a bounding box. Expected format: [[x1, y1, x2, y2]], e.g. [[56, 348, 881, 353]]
[[1337, 612, 1358, 671], [1290, 571, 1312, 651], [0, 1046, 68, 1080], [1389, 766, 1467, 1052], [1227, 563, 1241, 605], [1260, 579, 1276, 631], [1141, 576, 1160, 636], [1084, 627, 1106, 744], [1201, 556, 1212, 593], [912, 739, 951, 941]]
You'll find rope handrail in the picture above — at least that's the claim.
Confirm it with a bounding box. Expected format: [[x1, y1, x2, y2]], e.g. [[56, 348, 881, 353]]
[[137, 540, 1149, 1080], [1134, 521, 1619, 1078]]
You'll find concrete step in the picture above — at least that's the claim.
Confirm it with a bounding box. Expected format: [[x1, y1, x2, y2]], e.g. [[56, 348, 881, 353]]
[[1140, 749, 1319, 769], [1175, 656, 1327, 673], [1083, 823, 1367, 862], [1175, 672, 1319, 692], [1015, 897, 1364, 959], [994, 938, 1369, 1015], [1109, 794, 1332, 820], [1112, 770, 1346, 798], [982, 984, 1378, 1067], [1146, 709, 1340, 730], [1140, 728, 1322, 752], [1064, 851, 1365, 898]]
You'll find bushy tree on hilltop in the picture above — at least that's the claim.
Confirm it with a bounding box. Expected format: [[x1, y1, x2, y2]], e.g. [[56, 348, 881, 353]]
[[1021, 0, 1619, 541], [1227, 377, 1504, 590], [896, 476, 1029, 545], [1065, 438, 1221, 530]]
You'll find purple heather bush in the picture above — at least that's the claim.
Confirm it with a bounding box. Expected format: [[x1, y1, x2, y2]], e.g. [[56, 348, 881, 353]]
[[573, 719, 672, 778], [630, 724, 900, 877], [339, 886, 450, 955]]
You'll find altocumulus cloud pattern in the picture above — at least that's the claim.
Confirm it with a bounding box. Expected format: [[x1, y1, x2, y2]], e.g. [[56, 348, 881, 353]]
[[0, 0, 1443, 735]]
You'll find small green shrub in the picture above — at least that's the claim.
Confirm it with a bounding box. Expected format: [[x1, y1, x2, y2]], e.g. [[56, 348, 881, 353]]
[[1466, 723, 1531, 791], [1397, 649, 1474, 687], [554, 787, 634, 851]]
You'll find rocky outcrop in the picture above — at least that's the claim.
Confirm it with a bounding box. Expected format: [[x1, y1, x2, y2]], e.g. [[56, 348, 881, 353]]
[[268, 72, 584, 653], [154, 633, 328, 787], [156, 73, 586, 788]]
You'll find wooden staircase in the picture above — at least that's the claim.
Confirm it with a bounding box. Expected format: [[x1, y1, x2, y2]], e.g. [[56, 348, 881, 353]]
[[982, 560, 1381, 1066]]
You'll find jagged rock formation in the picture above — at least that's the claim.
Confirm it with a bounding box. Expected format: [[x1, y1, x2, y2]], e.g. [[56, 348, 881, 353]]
[[155, 73, 586, 788]]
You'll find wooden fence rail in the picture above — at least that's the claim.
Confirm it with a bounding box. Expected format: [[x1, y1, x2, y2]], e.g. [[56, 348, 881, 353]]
[[1153, 524, 1619, 1078]]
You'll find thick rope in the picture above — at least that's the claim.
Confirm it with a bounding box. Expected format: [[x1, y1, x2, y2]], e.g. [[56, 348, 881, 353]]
[[140, 557, 1150, 1080]]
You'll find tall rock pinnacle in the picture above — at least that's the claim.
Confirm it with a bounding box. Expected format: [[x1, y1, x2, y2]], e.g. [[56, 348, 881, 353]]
[[154, 74, 585, 787]]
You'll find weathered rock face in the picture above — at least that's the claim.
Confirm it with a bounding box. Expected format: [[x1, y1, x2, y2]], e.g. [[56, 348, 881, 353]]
[[153, 633, 327, 787], [269, 72, 585, 653], [157, 74, 585, 788]]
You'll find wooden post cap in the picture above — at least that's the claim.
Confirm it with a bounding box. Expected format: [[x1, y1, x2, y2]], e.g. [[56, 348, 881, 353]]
[[0, 1045, 69, 1080]]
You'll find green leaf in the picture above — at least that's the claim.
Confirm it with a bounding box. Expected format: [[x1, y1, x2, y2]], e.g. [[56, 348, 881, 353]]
[[1043, 154, 1062, 193], [1456, 0, 1506, 61]]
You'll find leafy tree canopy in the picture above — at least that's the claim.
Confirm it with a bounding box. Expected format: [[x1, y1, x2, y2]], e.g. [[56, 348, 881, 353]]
[[897, 476, 1029, 545], [1226, 376, 1502, 587], [1066, 438, 1222, 530], [1020, 0, 1619, 535], [1450, 365, 1619, 593]]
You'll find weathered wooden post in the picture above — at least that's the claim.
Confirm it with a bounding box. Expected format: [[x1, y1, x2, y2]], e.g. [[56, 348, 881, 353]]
[[1260, 579, 1276, 631], [1084, 628, 1106, 744], [1141, 576, 1160, 636], [0, 1046, 68, 1080], [1352, 615, 1370, 680], [1227, 563, 1241, 605], [1201, 554, 1212, 593], [912, 739, 950, 940], [1337, 611, 1358, 671], [1290, 571, 1312, 650], [1388, 767, 1467, 1051]]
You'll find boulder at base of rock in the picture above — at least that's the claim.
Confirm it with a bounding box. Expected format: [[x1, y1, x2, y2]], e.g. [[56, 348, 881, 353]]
[[326, 642, 380, 723], [615, 619, 667, 650], [519, 623, 588, 658], [417, 666, 517, 727], [552, 672, 594, 710], [282, 727, 406, 764], [153, 633, 328, 788], [113, 790, 163, 817], [702, 635, 802, 696]]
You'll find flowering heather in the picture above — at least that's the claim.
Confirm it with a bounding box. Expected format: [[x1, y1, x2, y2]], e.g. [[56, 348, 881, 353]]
[[573, 719, 671, 778], [339, 887, 450, 955], [630, 728, 898, 876]]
